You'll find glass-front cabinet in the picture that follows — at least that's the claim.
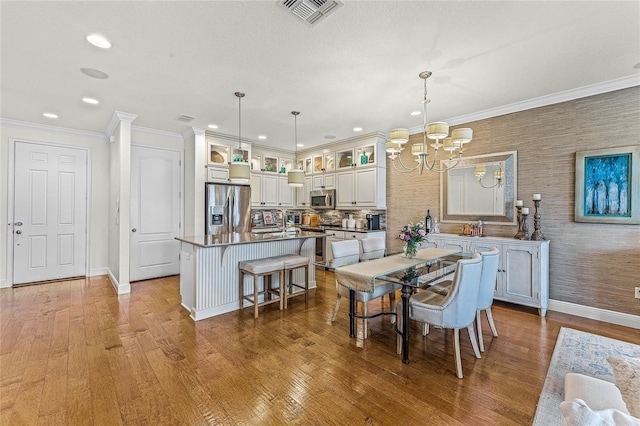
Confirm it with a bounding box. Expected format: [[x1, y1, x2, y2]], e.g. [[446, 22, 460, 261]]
[[335, 144, 376, 169], [312, 152, 335, 173], [207, 139, 251, 166], [336, 148, 354, 169], [208, 143, 229, 165], [251, 153, 292, 174]]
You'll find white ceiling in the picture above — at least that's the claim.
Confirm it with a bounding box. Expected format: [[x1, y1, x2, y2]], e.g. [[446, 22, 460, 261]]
[[2, 1, 639, 151]]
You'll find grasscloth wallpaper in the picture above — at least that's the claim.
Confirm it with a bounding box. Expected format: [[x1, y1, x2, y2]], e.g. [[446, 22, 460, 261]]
[[387, 86, 640, 316]]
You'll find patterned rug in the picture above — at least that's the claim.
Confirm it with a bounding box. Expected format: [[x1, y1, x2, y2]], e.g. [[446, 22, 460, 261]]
[[532, 327, 640, 425]]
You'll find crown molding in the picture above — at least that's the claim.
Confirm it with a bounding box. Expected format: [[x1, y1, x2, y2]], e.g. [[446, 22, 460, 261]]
[[406, 74, 640, 135], [105, 111, 138, 137], [131, 125, 183, 140], [0, 118, 107, 139]]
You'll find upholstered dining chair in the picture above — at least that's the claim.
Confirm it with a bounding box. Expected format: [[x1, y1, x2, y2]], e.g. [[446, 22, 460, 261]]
[[396, 253, 483, 378], [360, 237, 386, 261], [330, 239, 399, 339], [422, 248, 500, 352], [474, 247, 500, 352]]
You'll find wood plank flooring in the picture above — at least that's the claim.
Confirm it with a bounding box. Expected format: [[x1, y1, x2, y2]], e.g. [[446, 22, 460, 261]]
[[1, 272, 638, 425]]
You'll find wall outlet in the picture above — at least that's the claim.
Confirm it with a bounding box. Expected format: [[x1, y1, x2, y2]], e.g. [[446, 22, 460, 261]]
[[636, 287, 640, 299]]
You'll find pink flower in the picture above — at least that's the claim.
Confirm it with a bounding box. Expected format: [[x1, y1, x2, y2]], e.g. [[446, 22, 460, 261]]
[[418, 229, 426, 236], [405, 235, 410, 241]]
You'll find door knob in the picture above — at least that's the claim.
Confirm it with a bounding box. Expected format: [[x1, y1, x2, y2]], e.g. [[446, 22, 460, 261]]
[[15, 230, 22, 234], [14, 221, 23, 226], [131, 228, 137, 232]]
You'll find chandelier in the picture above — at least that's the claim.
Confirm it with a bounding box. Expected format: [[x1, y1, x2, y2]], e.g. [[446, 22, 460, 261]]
[[474, 165, 504, 189], [387, 71, 473, 174]]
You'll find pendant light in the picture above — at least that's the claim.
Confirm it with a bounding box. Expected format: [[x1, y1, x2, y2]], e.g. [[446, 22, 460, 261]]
[[288, 111, 304, 187], [228, 91, 250, 183]]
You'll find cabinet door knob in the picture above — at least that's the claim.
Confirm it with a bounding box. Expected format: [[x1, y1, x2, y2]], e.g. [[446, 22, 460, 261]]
[[132, 228, 137, 233]]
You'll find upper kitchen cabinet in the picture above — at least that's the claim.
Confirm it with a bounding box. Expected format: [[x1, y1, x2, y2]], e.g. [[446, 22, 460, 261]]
[[251, 151, 293, 174], [336, 143, 377, 170], [206, 133, 252, 183], [312, 152, 335, 173]]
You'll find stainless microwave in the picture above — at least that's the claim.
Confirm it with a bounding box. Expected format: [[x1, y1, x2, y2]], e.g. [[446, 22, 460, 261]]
[[310, 189, 336, 209]]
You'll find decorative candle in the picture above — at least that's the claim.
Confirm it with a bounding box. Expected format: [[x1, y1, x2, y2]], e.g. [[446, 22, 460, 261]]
[[522, 207, 529, 214], [515, 200, 524, 207], [533, 193, 541, 201]]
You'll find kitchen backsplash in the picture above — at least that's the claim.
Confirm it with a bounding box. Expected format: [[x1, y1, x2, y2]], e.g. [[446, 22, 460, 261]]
[[251, 208, 386, 229]]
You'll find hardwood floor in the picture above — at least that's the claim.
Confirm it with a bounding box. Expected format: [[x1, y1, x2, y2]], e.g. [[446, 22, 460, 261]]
[[1, 272, 638, 425]]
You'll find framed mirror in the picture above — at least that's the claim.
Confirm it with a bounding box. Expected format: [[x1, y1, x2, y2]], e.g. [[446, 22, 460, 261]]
[[440, 150, 517, 225]]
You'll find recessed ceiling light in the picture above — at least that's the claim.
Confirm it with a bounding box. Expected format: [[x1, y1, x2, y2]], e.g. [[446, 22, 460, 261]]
[[353, 127, 363, 132], [82, 97, 99, 105], [43, 112, 58, 119], [80, 68, 109, 79], [208, 124, 218, 129], [258, 135, 267, 140], [297, 143, 304, 147], [410, 111, 421, 116], [86, 34, 111, 49]]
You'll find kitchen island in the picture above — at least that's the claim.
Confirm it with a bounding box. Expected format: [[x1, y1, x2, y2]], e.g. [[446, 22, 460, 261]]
[[176, 231, 325, 320]]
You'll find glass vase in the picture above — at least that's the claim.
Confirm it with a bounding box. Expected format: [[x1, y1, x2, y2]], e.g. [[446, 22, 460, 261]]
[[404, 242, 417, 259]]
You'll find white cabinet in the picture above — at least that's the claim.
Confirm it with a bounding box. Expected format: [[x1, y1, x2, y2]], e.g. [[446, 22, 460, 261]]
[[296, 176, 312, 207], [312, 172, 335, 190], [336, 168, 384, 208], [250, 173, 278, 207], [207, 166, 228, 182], [426, 234, 550, 316], [324, 230, 386, 261], [277, 176, 294, 207]]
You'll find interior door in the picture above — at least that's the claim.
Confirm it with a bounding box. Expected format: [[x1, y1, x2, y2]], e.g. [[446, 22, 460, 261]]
[[13, 141, 87, 284], [130, 146, 181, 282]]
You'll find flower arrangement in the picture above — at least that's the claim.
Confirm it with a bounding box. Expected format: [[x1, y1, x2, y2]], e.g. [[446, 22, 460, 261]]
[[397, 221, 426, 258]]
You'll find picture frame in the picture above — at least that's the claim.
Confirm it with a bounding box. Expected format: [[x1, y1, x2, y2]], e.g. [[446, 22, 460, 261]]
[[575, 145, 640, 224]]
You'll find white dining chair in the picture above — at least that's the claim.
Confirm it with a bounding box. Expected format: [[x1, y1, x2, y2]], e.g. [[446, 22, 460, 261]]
[[330, 239, 399, 339], [396, 253, 483, 378], [360, 237, 386, 261]]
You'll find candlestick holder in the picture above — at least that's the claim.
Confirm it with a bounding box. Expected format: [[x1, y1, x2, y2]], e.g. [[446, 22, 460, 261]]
[[519, 212, 530, 240], [530, 199, 546, 241], [514, 206, 524, 239]]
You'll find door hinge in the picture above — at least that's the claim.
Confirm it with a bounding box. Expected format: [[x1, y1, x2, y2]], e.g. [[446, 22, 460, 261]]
[[179, 160, 182, 166]]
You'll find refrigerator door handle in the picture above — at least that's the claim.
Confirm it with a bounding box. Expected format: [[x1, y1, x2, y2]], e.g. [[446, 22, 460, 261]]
[[229, 195, 235, 233]]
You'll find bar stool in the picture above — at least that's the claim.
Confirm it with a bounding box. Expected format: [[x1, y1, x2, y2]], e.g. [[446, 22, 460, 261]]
[[238, 257, 285, 318], [273, 255, 310, 308]]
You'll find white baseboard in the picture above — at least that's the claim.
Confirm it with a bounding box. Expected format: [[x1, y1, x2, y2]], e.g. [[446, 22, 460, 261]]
[[89, 267, 109, 277], [549, 299, 640, 329], [107, 268, 131, 295], [0, 279, 8, 289]]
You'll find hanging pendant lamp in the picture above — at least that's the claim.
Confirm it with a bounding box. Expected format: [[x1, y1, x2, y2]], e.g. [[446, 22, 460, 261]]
[[228, 91, 250, 183], [288, 111, 304, 187]]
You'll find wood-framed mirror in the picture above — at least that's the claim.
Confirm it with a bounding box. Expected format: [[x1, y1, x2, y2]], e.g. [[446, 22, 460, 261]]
[[440, 150, 517, 225]]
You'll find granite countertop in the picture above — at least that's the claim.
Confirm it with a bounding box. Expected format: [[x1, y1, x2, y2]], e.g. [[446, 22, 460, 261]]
[[176, 231, 326, 248], [298, 226, 386, 234]]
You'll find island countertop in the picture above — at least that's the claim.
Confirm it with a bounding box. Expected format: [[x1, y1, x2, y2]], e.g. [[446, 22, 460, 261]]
[[176, 231, 326, 248]]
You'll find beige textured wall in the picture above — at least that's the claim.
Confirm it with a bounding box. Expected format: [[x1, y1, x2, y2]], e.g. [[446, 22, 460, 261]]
[[387, 87, 640, 315]]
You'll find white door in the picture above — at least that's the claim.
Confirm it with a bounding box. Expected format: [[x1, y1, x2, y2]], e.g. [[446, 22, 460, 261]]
[[13, 142, 87, 284], [130, 146, 181, 282]]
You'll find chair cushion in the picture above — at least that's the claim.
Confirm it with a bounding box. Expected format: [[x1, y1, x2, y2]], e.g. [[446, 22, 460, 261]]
[[272, 255, 309, 269], [564, 373, 629, 414], [239, 258, 284, 274], [411, 290, 446, 306], [426, 280, 453, 296]]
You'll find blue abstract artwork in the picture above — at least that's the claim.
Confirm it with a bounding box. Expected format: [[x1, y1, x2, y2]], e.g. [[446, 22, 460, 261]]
[[583, 153, 631, 217]]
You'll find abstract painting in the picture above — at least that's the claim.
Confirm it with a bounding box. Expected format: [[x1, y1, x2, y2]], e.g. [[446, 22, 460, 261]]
[[575, 146, 640, 224]]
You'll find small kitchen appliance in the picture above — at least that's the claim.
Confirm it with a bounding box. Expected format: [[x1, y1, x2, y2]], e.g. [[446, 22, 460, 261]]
[[366, 214, 380, 230]]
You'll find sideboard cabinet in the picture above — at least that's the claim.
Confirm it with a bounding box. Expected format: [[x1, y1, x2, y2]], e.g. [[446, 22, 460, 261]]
[[425, 234, 550, 316]]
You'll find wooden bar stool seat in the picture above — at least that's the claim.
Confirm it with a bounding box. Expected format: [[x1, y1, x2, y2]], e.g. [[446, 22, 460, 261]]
[[273, 255, 310, 309], [238, 258, 285, 318]]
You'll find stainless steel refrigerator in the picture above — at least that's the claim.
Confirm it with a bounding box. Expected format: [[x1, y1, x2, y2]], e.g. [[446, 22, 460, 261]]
[[205, 182, 252, 235]]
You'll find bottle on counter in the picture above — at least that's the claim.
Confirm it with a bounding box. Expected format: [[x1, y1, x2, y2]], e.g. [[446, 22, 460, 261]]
[[347, 214, 355, 230], [341, 216, 348, 228], [425, 209, 432, 233]]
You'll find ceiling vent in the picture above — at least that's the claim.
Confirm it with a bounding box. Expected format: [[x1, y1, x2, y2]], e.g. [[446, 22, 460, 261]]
[[177, 114, 195, 123], [278, 0, 343, 26]]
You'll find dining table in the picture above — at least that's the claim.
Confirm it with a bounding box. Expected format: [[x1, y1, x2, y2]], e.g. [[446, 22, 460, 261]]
[[320, 247, 465, 363]]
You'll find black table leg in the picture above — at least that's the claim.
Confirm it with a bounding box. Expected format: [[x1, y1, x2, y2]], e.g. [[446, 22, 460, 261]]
[[349, 289, 355, 338], [401, 284, 412, 363]]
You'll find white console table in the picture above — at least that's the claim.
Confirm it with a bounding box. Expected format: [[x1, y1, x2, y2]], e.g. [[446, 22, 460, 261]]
[[425, 233, 550, 316]]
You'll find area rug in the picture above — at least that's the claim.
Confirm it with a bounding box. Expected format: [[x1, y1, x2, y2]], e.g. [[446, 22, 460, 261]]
[[532, 327, 640, 425]]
